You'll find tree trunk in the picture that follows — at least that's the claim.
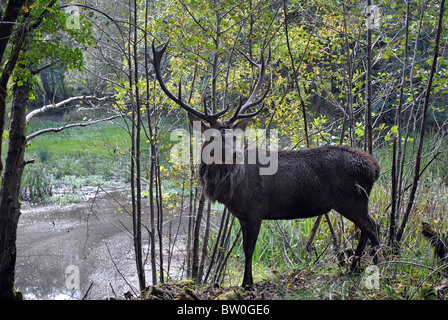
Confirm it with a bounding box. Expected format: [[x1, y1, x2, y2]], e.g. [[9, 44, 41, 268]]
[[364, 0, 373, 155], [0, 81, 29, 300], [0, 0, 28, 174], [192, 193, 206, 280], [395, 0, 445, 244], [132, 0, 145, 292]]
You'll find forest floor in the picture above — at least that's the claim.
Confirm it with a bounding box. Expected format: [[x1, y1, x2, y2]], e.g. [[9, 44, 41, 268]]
[[131, 265, 448, 300], [23, 119, 448, 301]]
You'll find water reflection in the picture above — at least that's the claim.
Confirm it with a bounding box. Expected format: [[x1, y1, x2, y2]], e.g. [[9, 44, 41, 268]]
[[15, 187, 185, 300]]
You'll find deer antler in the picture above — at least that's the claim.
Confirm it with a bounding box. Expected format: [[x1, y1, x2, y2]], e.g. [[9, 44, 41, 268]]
[[228, 49, 271, 123], [149, 40, 270, 125], [149, 40, 229, 124]]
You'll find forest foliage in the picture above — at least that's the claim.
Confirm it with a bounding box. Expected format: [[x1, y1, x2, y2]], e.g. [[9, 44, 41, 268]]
[[1, 0, 448, 299]]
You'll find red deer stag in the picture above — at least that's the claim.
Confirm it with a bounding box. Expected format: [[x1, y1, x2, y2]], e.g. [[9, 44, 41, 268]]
[[149, 41, 380, 289]]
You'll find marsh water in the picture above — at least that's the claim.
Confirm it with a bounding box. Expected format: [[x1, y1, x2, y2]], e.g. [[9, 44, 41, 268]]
[[15, 186, 187, 300]]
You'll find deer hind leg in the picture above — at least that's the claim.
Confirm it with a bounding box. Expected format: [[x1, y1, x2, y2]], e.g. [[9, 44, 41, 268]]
[[349, 219, 380, 272], [350, 232, 368, 272], [239, 217, 261, 290], [339, 202, 380, 272]]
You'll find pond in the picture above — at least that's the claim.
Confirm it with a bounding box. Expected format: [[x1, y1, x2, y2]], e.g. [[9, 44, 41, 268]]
[[15, 186, 186, 300]]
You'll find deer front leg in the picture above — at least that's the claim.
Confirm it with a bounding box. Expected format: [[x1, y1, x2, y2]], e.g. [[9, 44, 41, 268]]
[[239, 217, 261, 290]]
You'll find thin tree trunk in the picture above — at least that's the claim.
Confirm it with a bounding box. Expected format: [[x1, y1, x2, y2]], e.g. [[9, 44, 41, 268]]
[[395, 0, 445, 244], [192, 193, 206, 280], [364, 0, 373, 155], [198, 202, 211, 282], [397, 0, 426, 224], [390, 1, 411, 247], [283, 0, 309, 147], [128, 0, 145, 291], [156, 159, 164, 283], [203, 208, 228, 283], [144, 2, 157, 286], [342, 2, 356, 147], [133, 0, 145, 291], [389, 138, 398, 247]]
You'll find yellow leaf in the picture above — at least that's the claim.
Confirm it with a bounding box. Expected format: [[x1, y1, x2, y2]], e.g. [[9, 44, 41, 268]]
[[21, 5, 29, 12], [287, 280, 291, 287]]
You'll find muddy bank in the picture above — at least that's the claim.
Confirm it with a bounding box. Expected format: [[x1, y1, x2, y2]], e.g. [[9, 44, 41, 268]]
[[15, 186, 187, 300]]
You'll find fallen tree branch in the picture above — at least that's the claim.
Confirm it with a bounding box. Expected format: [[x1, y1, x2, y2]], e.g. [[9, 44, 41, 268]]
[[26, 95, 114, 122], [146, 286, 176, 300], [378, 260, 447, 277], [26, 115, 119, 140], [409, 263, 448, 300]]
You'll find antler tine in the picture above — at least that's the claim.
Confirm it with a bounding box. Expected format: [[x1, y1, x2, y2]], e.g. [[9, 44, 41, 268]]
[[233, 102, 267, 119], [241, 53, 269, 113], [210, 103, 230, 118], [201, 96, 230, 123], [149, 40, 209, 121], [203, 97, 209, 118], [229, 49, 270, 122], [227, 95, 244, 123]]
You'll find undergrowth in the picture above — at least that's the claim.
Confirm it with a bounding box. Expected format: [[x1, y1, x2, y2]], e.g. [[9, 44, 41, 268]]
[[19, 119, 448, 299], [133, 264, 447, 300], [21, 120, 129, 204]]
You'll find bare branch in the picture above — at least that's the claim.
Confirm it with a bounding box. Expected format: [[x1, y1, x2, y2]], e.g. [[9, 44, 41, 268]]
[[26, 115, 119, 141], [26, 95, 114, 122]]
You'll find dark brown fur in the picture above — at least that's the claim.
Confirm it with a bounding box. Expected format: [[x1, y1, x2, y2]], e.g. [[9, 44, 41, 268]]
[[199, 145, 380, 288], [149, 42, 380, 289]]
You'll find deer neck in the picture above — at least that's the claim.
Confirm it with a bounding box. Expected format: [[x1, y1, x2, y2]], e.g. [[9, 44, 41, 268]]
[[198, 162, 245, 204]]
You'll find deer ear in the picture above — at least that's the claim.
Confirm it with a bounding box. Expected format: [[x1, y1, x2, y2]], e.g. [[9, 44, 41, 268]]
[[233, 118, 252, 131], [188, 113, 209, 133]]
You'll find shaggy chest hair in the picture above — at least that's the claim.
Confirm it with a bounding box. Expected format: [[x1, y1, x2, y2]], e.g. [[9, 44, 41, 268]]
[[198, 163, 245, 204]]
